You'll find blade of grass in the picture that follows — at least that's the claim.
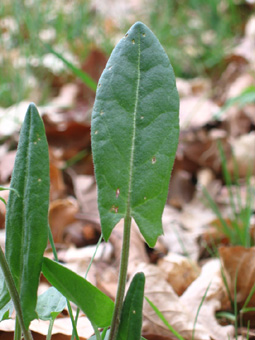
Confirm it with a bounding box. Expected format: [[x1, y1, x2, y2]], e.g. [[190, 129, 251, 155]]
[[202, 187, 234, 241], [241, 282, 255, 312], [145, 297, 185, 340], [216, 311, 236, 322], [192, 281, 211, 340], [45, 44, 97, 92], [234, 269, 238, 340]]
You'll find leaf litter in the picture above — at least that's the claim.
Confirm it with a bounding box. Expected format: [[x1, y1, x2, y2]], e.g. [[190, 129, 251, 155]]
[[0, 9, 255, 340]]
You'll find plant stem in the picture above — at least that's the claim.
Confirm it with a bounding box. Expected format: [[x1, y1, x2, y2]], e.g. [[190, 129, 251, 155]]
[[46, 319, 54, 340], [108, 214, 132, 340], [48, 225, 80, 340], [0, 246, 33, 340], [14, 316, 21, 340]]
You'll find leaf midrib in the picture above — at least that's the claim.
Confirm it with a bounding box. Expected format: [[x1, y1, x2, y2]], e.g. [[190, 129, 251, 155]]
[[127, 32, 141, 214], [19, 112, 31, 291]]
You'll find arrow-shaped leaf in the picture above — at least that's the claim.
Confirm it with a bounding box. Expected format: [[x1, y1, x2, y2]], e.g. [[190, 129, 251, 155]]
[[91, 22, 179, 247], [5, 103, 50, 328], [36, 287, 66, 321]]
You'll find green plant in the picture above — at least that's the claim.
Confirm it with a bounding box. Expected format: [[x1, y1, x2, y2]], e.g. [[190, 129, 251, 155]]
[[202, 143, 254, 247], [0, 21, 179, 339]]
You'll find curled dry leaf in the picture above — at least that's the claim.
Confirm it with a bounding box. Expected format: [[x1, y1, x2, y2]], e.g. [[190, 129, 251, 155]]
[[135, 260, 234, 340], [228, 132, 255, 177], [180, 96, 219, 130], [160, 205, 200, 261], [137, 263, 211, 340], [109, 219, 149, 274], [0, 316, 92, 339], [219, 246, 255, 306], [49, 197, 79, 243], [180, 259, 234, 340], [158, 252, 201, 296]]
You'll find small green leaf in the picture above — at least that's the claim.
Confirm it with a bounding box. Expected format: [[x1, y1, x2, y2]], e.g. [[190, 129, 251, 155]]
[[0, 264, 10, 309], [36, 287, 66, 321], [88, 329, 147, 340], [42, 257, 114, 328], [91, 22, 179, 247], [116, 272, 145, 340], [5, 103, 50, 328], [0, 300, 13, 321]]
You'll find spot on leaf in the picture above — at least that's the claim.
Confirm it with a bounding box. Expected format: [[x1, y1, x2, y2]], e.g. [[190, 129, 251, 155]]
[[152, 157, 156, 164], [116, 188, 120, 198]]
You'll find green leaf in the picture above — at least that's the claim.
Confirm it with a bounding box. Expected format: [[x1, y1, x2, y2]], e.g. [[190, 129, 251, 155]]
[[116, 272, 145, 340], [5, 103, 50, 328], [0, 186, 19, 206], [45, 44, 97, 92], [91, 21, 179, 247], [42, 257, 114, 328], [0, 300, 13, 321], [36, 287, 66, 321], [88, 329, 147, 340], [0, 264, 10, 309], [145, 297, 185, 340]]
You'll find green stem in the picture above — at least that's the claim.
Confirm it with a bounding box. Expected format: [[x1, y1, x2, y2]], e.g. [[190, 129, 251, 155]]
[[46, 319, 54, 340], [91, 321, 101, 340], [108, 214, 132, 340], [67, 297, 80, 340], [48, 225, 80, 340], [0, 246, 33, 340], [71, 235, 103, 340], [14, 316, 21, 340]]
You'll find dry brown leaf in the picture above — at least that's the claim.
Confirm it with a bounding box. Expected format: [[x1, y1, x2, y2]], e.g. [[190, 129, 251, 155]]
[[228, 132, 255, 177], [180, 96, 219, 129], [137, 263, 211, 340], [219, 246, 255, 306], [109, 219, 149, 274], [158, 253, 201, 296], [180, 259, 234, 340], [160, 205, 200, 260], [49, 162, 66, 201], [0, 150, 16, 183], [49, 197, 79, 243], [0, 317, 92, 339]]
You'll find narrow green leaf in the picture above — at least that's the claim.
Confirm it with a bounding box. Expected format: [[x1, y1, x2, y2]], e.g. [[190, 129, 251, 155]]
[[0, 265, 10, 309], [0, 300, 13, 321], [116, 272, 145, 340], [145, 297, 185, 340], [91, 21, 179, 247], [88, 329, 147, 340], [5, 103, 50, 328], [36, 287, 66, 321], [42, 257, 114, 328], [45, 44, 97, 92]]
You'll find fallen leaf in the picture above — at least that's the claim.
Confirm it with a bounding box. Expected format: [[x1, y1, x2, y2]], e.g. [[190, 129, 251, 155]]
[[137, 263, 211, 340], [180, 259, 234, 340], [158, 253, 201, 296], [0, 316, 92, 339], [219, 246, 255, 306], [49, 197, 79, 243]]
